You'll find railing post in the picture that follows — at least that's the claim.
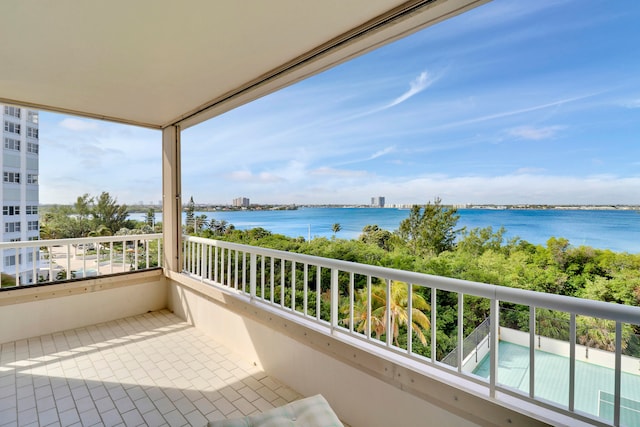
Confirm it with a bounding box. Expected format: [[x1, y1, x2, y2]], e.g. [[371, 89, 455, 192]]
[[366, 275, 372, 339], [330, 268, 339, 331], [385, 279, 392, 347], [407, 282, 413, 355], [457, 292, 463, 371], [66, 244, 71, 279], [490, 298, 499, 398], [569, 313, 576, 412], [614, 321, 622, 427], [200, 243, 206, 283], [291, 261, 296, 311], [280, 260, 285, 307], [250, 253, 257, 299], [316, 266, 322, 321], [303, 263, 308, 315], [15, 249, 20, 286], [431, 287, 437, 362], [529, 306, 536, 399]]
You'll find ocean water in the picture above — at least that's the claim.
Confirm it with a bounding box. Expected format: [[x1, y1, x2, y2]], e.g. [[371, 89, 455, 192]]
[[135, 208, 640, 253]]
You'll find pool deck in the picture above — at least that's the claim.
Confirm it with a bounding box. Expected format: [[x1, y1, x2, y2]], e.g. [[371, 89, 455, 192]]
[[474, 341, 640, 425]]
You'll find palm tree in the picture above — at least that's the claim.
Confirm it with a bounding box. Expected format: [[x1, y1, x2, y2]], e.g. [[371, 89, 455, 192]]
[[384, 280, 431, 346], [88, 224, 112, 259], [88, 224, 113, 237], [340, 287, 386, 339], [342, 280, 431, 346], [332, 223, 342, 237]]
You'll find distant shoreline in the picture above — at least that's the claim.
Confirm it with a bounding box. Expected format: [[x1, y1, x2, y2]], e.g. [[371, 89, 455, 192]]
[[39, 203, 640, 214]]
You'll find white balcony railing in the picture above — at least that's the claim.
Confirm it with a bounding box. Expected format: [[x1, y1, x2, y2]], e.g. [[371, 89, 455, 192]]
[[182, 235, 640, 427], [0, 233, 162, 288]]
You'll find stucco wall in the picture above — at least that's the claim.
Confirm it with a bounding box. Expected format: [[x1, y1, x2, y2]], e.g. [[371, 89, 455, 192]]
[[0, 270, 166, 344], [166, 273, 564, 427]]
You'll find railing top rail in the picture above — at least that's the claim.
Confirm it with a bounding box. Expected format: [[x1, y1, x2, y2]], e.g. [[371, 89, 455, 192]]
[[0, 234, 163, 249], [184, 235, 640, 324]]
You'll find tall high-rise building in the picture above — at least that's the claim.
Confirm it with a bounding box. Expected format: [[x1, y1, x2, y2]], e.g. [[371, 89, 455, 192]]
[[233, 197, 250, 208], [371, 196, 385, 207], [1, 104, 39, 283]]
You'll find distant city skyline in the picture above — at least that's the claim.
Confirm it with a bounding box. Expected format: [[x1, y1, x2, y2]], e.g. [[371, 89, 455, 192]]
[[39, 0, 640, 205]]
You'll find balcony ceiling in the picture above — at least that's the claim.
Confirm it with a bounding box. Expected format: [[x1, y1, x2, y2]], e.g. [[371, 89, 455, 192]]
[[0, 0, 485, 129]]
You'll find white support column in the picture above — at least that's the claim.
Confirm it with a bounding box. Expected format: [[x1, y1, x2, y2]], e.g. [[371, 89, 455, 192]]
[[162, 125, 181, 272]]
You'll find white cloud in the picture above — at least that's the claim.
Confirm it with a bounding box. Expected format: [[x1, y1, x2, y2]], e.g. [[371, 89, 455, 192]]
[[336, 146, 396, 167], [515, 167, 546, 174], [623, 99, 640, 109], [385, 71, 434, 109], [249, 173, 640, 206], [311, 167, 369, 178], [59, 118, 100, 131], [225, 170, 284, 183], [368, 146, 395, 160], [507, 125, 565, 140]]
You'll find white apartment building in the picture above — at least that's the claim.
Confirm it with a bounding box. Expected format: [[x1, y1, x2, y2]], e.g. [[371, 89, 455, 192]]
[[371, 196, 385, 207], [1, 104, 39, 284], [233, 197, 250, 207]]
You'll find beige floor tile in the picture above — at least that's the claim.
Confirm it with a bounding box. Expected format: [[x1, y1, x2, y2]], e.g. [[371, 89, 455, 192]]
[[0, 310, 304, 426]]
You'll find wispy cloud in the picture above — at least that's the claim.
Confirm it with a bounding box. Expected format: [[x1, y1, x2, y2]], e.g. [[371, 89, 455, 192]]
[[623, 98, 640, 109], [435, 93, 598, 131], [515, 167, 546, 174], [225, 170, 284, 183], [311, 167, 369, 178], [384, 71, 434, 109], [339, 71, 438, 123], [336, 146, 396, 166], [507, 125, 565, 140], [368, 146, 395, 160]]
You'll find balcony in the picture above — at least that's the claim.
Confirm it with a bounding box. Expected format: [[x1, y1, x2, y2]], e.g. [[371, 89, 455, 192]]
[[1, 234, 638, 426], [2, 1, 639, 425], [0, 309, 305, 426]]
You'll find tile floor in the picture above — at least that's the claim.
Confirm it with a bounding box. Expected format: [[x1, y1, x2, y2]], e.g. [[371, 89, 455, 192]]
[[0, 310, 303, 426]]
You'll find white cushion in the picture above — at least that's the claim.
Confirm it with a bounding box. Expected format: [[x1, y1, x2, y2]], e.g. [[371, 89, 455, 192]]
[[208, 394, 343, 427]]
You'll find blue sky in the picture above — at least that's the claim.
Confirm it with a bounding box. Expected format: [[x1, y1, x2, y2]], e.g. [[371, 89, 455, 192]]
[[39, 0, 640, 206]]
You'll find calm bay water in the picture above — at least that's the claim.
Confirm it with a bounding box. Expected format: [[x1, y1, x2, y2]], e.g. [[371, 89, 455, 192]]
[[136, 208, 640, 253]]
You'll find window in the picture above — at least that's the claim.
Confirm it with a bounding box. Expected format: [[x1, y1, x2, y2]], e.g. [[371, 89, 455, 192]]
[[3, 172, 20, 183], [27, 111, 38, 124], [27, 142, 39, 154], [28, 236, 39, 241], [4, 222, 21, 232], [27, 127, 38, 139], [4, 121, 20, 134], [4, 106, 20, 118], [3, 205, 20, 216], [4, 254, 22, 266], [4, 138, 20, 151], [10, 238, 21, 242], [26, 205, 38, 215], [28, 221, 38, 231], [27, 174, 38, 184]]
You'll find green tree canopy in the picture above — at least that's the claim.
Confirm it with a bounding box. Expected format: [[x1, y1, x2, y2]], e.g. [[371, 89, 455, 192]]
[[185, 196, 196, 233], [91, 192, 129, 234], [40, 192, 129, 238], [397, 198, 463, 255], [359, 224, 393, 251]]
